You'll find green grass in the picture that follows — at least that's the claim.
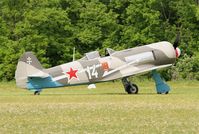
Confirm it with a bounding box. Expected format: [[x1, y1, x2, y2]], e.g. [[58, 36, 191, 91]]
[[0, 80, 199, 134]]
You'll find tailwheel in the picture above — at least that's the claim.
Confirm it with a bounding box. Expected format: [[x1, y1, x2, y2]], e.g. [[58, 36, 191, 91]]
[[122, 77, 139, 94], [34, 91, 40, 95], [126, 83, 138, 94]]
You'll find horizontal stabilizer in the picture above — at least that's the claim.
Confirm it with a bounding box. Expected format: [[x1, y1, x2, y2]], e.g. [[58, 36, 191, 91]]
[[28, 71, 49, 78]]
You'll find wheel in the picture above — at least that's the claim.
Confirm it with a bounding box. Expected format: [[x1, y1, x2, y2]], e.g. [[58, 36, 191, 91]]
[[157, 91, 169, 94], [125, 83, 138, 94], [34, 91, 40, 95]]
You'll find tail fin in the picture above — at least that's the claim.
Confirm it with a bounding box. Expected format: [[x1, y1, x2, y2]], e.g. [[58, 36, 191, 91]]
[[15, 52, 44, 88]]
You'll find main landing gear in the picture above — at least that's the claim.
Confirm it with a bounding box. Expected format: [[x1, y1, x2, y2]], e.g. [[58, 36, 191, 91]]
[[122, 77, 138, 94], [152, 70, 170, 94]]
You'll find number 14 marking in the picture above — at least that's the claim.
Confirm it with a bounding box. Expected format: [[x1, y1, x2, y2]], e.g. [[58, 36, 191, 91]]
[[86, 65, 98, 79]]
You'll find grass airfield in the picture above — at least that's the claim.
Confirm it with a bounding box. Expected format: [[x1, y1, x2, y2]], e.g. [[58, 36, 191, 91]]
[[0, 80, 199, 134]]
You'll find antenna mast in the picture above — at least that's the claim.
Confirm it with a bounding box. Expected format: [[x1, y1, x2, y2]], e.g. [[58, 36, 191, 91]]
[[73, 47, 75, 61]]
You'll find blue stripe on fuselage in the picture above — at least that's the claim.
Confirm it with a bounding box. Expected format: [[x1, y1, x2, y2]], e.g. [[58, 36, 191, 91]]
[[27, 76, 64, 90]]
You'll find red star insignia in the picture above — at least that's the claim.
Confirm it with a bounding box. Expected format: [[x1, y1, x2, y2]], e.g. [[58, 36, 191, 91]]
[[66, 68, 78, 80]]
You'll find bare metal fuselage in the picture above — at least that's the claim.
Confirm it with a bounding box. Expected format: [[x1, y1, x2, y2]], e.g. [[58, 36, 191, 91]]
[[45, 41, 175, 86]]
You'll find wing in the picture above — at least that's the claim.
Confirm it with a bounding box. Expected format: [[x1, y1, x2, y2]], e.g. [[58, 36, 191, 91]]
[[129, 64, 172, 76], [103, 60, 172, 77]]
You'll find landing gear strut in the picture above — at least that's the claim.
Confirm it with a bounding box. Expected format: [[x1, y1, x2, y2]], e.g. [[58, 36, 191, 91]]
[[122, 77, 138, 94], [152, 70, 170, 94]]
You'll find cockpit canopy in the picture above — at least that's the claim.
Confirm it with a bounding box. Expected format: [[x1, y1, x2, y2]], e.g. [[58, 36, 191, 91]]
[[105, 48, 115, 56], [85, 51, 100, 60], [80, 48, 116, 60]]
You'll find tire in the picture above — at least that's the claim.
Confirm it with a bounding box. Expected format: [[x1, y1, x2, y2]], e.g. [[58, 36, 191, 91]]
[[34, 91, 40, 95], [126, 84, 138, 94], [157, 91, 169, 94]]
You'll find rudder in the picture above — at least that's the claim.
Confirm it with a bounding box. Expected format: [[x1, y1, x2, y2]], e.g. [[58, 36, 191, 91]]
[[15, 52, 44, 88]]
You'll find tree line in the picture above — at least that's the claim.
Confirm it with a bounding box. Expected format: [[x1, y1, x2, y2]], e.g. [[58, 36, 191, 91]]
[[0, 0, 198, 81]]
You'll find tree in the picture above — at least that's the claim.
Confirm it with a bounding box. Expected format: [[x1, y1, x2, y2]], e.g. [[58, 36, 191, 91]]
[[0, 0, 198, 81]]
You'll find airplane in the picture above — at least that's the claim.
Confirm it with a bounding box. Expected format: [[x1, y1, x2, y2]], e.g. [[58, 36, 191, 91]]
[[15, 39, 181, 95]]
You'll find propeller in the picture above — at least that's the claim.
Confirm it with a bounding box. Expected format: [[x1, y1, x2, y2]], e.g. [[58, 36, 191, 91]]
[[173, 32, 181, 58]]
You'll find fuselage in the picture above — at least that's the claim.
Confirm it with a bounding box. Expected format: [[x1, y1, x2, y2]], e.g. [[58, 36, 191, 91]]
[[25, 41, 176, 90]]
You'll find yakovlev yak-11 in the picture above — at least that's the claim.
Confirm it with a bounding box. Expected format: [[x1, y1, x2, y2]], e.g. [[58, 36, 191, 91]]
[[15, 39, 181, 95]]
